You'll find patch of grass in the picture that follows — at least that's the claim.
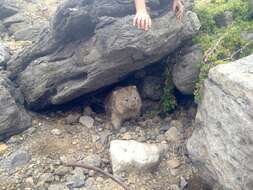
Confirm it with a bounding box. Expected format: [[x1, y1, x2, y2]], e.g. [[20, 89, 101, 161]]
[[193, 0, 253, 102]]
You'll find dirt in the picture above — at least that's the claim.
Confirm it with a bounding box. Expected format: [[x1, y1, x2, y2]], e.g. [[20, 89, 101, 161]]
[[0, 101, 212, 190]]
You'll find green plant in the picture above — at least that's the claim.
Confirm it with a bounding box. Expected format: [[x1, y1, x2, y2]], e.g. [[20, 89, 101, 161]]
[[193, 0, 253, 102], [160, 67, 177, 113]]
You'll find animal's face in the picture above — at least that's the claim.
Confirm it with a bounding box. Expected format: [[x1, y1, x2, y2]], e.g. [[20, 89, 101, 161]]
[[114, 86, 142, 113]]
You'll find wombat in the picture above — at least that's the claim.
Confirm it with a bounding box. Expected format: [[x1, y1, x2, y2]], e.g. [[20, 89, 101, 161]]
[[105, 86, 142, 129]]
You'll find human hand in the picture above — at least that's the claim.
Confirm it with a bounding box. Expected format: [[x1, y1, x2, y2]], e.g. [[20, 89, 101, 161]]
[[172, 0, 184, 20], [133, 10, 152, 31]]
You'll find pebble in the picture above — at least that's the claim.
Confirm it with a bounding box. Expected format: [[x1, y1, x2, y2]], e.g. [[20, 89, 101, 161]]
[[0, 143, 7, 152], [83, 154, 102, 168], [167, 158, 181, 169], [51, 128, 62, 136], [39, 173, 54, 183], [170, 120, 183, 129], [65, 114, 80, 124], [165, 127, 180, 142], [170, 184, 181, 190], [180, 176, 188, 189], [2, 149, 31, 169], [25, 177, 34, 186], [55, 166, 71, 176], [48, 184, 69, 190], [66, 173, 85, 188], [79, 116, 94, 128]]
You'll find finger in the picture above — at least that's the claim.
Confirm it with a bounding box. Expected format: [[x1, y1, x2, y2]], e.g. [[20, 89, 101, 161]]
[[144, 18, 149, 31], [133, 15, 137, 26], [148, 17, 152, 30], [172, 3, 176, 12], [141, 17, 145, 30], [137, 17, 142, 29]]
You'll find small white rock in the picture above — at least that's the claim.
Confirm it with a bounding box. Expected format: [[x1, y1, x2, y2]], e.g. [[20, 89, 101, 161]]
[[79, 116, 94, 128], [51, 128, 62, 136], [110, 140, 168, 174]]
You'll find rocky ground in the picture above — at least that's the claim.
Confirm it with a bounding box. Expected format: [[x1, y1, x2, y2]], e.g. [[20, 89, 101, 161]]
[[0, 100, 212, 190]]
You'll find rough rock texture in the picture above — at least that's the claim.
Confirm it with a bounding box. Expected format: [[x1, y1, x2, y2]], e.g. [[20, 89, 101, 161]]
[[0, 74, 32, 140], [187, 54, 253, 190], [0, 44, 10, 68], [0, 0, 19, 20], [13, 23, 44, 41], [7, 0, 200, 110], [249, 0, 253, 17], [105, 86, 142, 129], [110, 140, 168, 174], [1, 149, 31, 170], [214, 11, 233, 27], [140, 76, 164, 100], [172, 44, 202, 95]]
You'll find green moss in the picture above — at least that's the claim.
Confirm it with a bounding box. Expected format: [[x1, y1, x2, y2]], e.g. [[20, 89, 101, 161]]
[[193, 0, 253, 103]]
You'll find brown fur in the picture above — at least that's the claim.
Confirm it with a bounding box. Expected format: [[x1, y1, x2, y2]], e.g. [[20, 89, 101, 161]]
[[105, 86, 142, 129]]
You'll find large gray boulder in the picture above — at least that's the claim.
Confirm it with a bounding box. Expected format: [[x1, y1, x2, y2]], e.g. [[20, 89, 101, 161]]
[[7, 0, 200, 110], [0, 74, 32, 140], [172, 45, 202, 95], [187, 54, 253, 190]]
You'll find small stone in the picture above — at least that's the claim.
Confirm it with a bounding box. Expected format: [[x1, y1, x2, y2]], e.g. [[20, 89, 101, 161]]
[[119, 127, 127, 133], [110, 140, 168, 174], [83, 154, 102, 168], [39, 173, 54, 183], [48, 184, 69, 190], [88, 170, 95, 177], [85, 178, 96, 189], [72, 140, 78, 145], [170, 184, 181, 190], [51, 128, 62, 136], [65, 114, 80, 124], [165, 127, 180, 142], [180, 176, 188, 189], [79, 116, 94, 128], [0, 143, 8, 152], [170, 120, 183, 128], [121, 132, 133, 140], [25, 177, 34, 186], [167, 158, 181, 169], [55, 166, 71, 176], [66, 169, 85, 188], [2, 149, 31, 169], [159, 124, 171, 133], [96, 176, 104, 183]]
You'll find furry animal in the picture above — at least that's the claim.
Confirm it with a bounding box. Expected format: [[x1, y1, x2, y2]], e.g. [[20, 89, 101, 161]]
[[105, 86, 142, 129]]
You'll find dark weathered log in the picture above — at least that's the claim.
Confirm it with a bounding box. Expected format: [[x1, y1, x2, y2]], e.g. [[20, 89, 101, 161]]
[[7, 0, 200, 110]]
